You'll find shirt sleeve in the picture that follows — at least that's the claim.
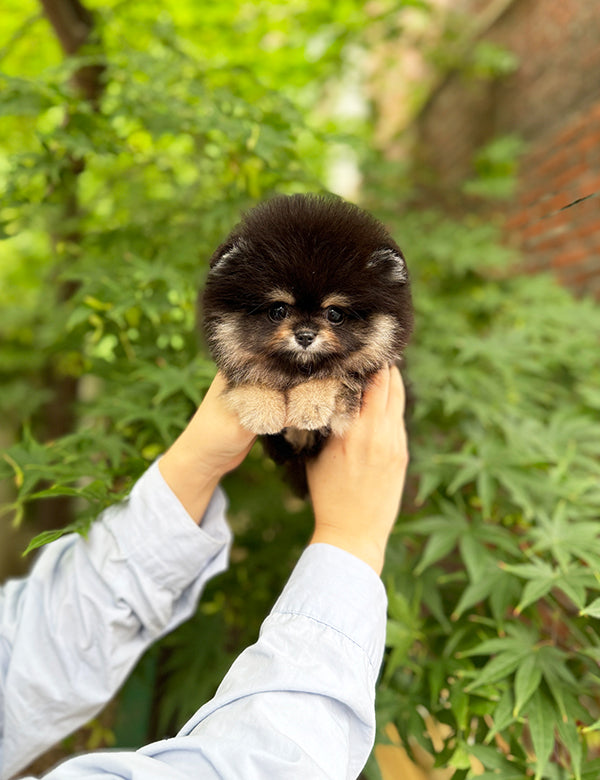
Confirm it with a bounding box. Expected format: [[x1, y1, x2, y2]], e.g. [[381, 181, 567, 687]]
[[15, 543, 387, 780], [0, 460, 232, 780]]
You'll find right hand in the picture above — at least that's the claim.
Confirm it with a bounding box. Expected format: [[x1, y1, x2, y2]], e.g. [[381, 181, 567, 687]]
[[306, 365, 409, 575]]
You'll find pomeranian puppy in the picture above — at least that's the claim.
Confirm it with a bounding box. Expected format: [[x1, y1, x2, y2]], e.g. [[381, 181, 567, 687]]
[[201, 193, 413, 492]]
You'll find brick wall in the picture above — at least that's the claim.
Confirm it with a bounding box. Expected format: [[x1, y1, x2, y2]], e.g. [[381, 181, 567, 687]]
[[507, 102, 600, 296], [413, 0, 600, 296]]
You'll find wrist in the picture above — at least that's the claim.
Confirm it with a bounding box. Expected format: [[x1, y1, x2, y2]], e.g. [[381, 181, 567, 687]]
[[158, 446, 222, 524], [309, 527, 386, 576]]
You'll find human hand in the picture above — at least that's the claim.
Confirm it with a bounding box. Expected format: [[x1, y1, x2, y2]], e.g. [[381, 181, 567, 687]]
[[159, 372, 256, 523], [306, 365, 409, 575]]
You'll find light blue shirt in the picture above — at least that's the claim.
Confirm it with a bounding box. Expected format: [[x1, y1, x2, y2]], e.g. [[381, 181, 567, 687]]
[[0, 461, 387, 779]]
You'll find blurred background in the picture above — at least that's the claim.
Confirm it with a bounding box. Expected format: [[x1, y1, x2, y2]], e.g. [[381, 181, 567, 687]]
[[1, 1, 599, 777]]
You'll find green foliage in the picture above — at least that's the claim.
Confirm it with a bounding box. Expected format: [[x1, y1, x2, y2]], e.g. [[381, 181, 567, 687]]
[[0, 10, 322, 535], [466, 40, 520, 79], [428, 16, 519, 82], [2, 3, 600, 779], [369, 206, 600, 779], [463, 134, 526, 200]]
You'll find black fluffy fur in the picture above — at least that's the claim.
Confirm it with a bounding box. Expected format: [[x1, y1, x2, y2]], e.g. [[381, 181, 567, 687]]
[[200, 193, 414, 494]]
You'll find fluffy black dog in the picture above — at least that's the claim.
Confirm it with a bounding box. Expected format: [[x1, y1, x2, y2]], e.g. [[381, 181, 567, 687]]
[[201, 193, 413, 492]]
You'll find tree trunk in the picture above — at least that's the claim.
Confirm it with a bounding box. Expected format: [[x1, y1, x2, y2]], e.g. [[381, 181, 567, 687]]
[[39, 0, 104, 104], [34, 0, 105, 531]]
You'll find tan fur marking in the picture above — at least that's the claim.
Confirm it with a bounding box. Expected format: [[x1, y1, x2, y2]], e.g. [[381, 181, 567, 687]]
[[328, 410, 355, 436], [212, 317, 255, 374], [265, 289, 295, 305], [213, 317, 243, 348], [283, 427, 317, 452], [223, 384, 286, 434], [267, 323, 295, 350], [321, 293, 352, 309], [285, 378, 342, 430], [328, 379, 362, 435], [343, 313, 398, 374]]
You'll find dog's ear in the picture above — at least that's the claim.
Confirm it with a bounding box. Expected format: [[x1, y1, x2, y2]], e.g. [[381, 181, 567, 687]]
[[367, 247, 408, 283], [209, 240, 246, 271]]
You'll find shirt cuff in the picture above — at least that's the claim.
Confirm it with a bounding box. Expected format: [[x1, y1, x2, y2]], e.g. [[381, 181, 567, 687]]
[[269, 543, 388, 675]]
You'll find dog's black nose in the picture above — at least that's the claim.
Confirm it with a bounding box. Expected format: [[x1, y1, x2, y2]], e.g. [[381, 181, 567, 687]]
[[295, 330, 316, 348]]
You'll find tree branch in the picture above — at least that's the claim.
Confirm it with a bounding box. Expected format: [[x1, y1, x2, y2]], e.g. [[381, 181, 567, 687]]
[[38, 0, 104, 103], [38, 0, 93, 55]]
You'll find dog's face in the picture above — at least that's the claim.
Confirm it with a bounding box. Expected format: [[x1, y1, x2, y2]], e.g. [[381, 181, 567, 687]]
[[202, 194, 413, 386]]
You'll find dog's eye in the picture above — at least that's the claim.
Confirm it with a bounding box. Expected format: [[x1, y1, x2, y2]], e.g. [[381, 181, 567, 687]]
[[268, 303, 290, 322], [325, 306, 345, 325]]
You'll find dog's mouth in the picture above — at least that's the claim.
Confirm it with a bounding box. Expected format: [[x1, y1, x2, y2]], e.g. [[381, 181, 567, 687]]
[[267, 335, 338, 373], [283, 333, 334, 359]]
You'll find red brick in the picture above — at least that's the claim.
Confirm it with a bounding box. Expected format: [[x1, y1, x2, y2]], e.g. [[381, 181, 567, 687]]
[[552, 248, 588, 268], [562, 267, 600, 287], [537, 148, 572, 179], [554, 123, 585, 149], [535, 231, 572, 252], [576, 133, 600, 157], [539, 193, 575, 215], [505, 210, 531, 230], [553, 162, 590, 191], [575, 220, 600, 240], [580, 173, 600, 194], [522, 218, 553, 241], [591, 105, 600, 122]]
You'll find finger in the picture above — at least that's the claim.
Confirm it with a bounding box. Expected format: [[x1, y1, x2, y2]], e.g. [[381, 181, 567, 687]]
[[204, 372, 239, 416], [361, 366, 391, 422], [388, 365, 406, 419], [207, 370, 227, 396]]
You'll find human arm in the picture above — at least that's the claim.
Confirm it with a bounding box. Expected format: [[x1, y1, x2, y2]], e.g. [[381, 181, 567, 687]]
[[16, 544, 386, 780], [0, 372, 255, 780]]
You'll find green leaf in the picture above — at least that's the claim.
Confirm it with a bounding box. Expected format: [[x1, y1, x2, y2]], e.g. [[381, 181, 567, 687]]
[[489, 573, 520, 629], [414, 524, 462, 574], [458, 534, 489, 582], [580, 597, 600, 619], [582, 759, 600, 779], [386, 619, 414, 656], [449, 681, 469, 731], [556, 718, 582, 780], [468, 743, 517, 772], [514, 574, 556, 614], [452, 566, 504, 620], [484, 688, 515, 742], [447, 741, 471, 770], [476, 470, 496, 518], [526, 691, 556, 780], [465, 649, 529, 692], [513, 653, 542, 716], [23, 524, 84, 555], [473, 774, 523, 780], [461, 627, 534, 658]]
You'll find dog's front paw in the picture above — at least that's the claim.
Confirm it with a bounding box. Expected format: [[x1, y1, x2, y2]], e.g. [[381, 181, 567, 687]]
[[223, 384, 286, 435], [285, 378, 340, 430]]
